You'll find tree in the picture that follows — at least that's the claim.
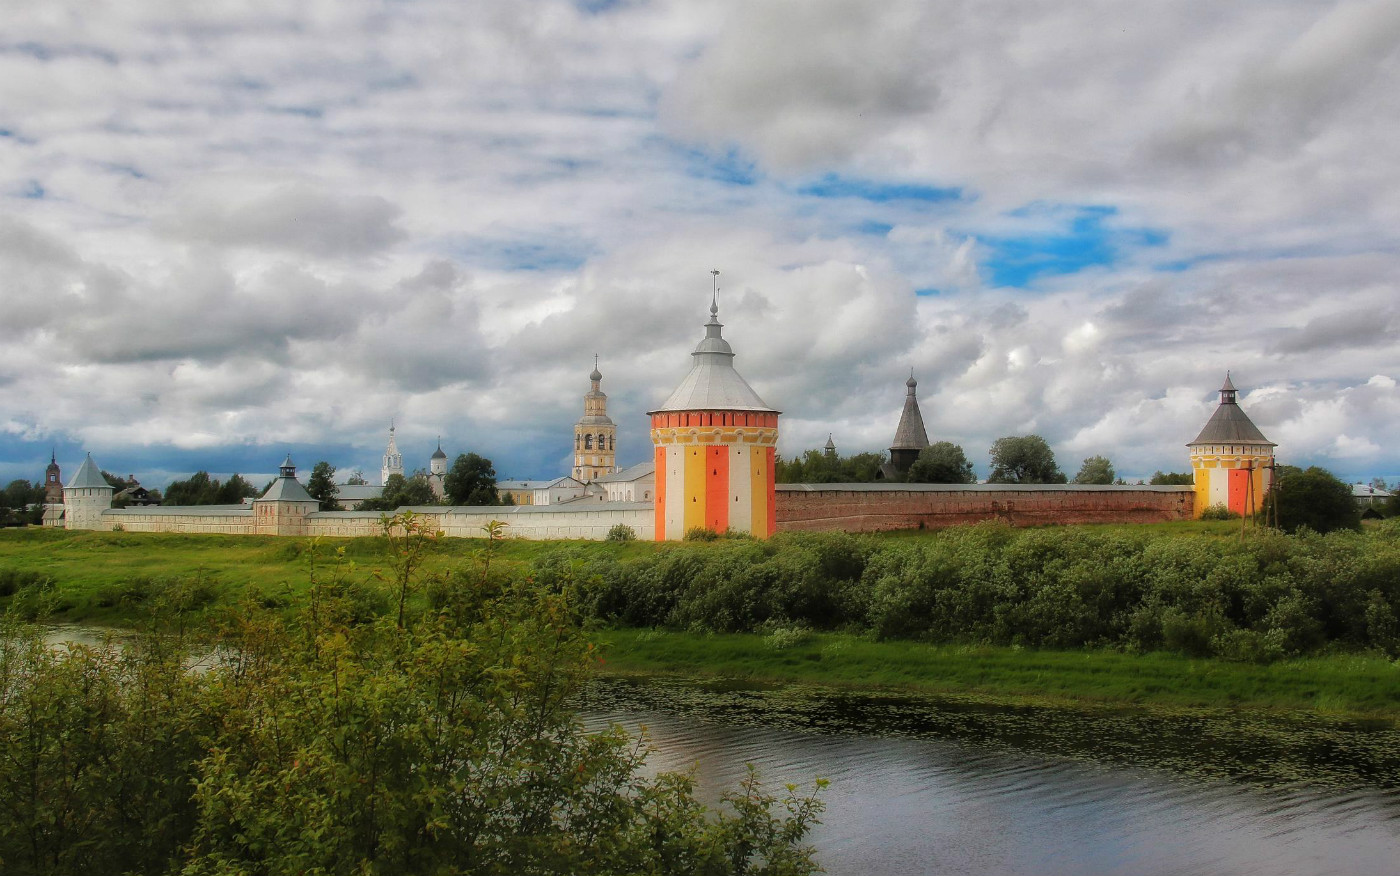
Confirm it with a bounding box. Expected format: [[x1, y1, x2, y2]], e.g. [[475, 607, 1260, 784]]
[[775, 450, 886, 484], [1369, 476, 1388, 492], [444, 452, 499, 505], [345, 469, 368, 486], [163, 471, 217, 505], [218, 474, 259, 504], [359, 473, 438, 511], [1150, 471, 1193, 485], [1264, 466, 1361, 534], [906, 442, 977, 484], [987, 435, 1066, 484], [307, 461, 340, 511], [1073, 455, 1116, 485]]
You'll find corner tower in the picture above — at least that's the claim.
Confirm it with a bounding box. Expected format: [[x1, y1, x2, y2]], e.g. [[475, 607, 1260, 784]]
[[1188, 374, 1275, 518], [573, 357, 617, 483], [63, 452, 113, 530], [648, 273, 779, 540]]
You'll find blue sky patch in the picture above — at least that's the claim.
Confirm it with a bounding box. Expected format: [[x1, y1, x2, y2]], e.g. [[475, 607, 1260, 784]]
[[445, 234, 594, 272], [674, 144, 759, 187], [19, 179, 44, 199], [981, 204, 1168, 288], [797, 173, 962, 204]]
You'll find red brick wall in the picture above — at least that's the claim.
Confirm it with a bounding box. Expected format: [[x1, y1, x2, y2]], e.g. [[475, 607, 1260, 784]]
[[775, 485, 1195, 533]]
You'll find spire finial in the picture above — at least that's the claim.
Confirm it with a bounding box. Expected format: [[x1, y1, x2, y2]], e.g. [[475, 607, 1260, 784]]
[[710, 269, 720, 318]]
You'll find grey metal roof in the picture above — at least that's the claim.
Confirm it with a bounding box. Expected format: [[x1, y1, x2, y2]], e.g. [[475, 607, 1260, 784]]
[[1189, 399, 1273, 445], [65, 453, 112, 490], [260, 473, 315, 503], [336, 484, 382, 500], [1221, 373, 1236, 392], [594, 461, 655, 483], [106, 505, 254, 516], [431, 442, 447, 460], [576, 414, 615, 426], [649, 306, 777, 414], [890, 377, 929, 451]]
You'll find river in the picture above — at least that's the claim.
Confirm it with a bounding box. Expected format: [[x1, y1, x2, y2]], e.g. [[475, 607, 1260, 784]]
[[580, 677, 1400, 876], [40, 627, 1400, 875]]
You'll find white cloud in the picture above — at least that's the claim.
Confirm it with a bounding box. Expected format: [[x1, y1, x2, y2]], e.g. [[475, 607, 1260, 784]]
[[0, 0, 1397, 488]]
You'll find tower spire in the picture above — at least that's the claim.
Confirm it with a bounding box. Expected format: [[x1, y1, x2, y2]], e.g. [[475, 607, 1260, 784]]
[[709, 269, 720, 321]]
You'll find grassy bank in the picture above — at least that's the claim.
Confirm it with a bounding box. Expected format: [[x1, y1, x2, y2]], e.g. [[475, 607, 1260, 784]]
[[595, 628, 1400, 719], [4, 524, 1399, 720]]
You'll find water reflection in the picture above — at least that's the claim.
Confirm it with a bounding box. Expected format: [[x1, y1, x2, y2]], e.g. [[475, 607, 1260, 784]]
[[581, 678, 1400, 876]]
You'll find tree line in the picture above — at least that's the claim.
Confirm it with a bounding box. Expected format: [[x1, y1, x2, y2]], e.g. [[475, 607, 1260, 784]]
[[777, 434, 1187, 486], [310, 452, 506, 511]]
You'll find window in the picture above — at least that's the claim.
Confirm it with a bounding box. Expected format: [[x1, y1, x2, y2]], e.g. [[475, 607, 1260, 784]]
[[584, 435, 593, 449]]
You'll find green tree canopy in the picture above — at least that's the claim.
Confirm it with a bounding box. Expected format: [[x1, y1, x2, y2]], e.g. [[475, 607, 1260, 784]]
[[162, 471, 257, 506], [1150, 471, 1194, 485], [445, 452, 499, 505], [360, 472, 440, 511], [775, 450, 886, 483], [306, 461, 340, 511], [906, 442, 977, 484], [345, 469, 368, 486], [1266, 465, 1362, 534], [1072, 455, 1116, 485], [987, 435, 1066, 484]]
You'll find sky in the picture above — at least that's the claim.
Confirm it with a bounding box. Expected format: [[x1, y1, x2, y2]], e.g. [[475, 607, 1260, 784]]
[[2, 0, 1399, 490]]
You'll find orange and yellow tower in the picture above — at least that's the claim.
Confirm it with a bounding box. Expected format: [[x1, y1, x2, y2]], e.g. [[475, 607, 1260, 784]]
[[649, 278, 779, 540], [1188, 374, 1275, 518]]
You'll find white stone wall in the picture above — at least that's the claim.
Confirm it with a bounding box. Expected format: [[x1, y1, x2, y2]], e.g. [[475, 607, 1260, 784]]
[[103, 509, 257, 534], [308, 505, 655, 540]]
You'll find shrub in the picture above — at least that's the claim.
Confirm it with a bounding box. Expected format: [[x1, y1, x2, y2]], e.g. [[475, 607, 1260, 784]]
[[606, 523, 637, 542], [1200, 503, 1239, 521], [684, 526, 719, 541]]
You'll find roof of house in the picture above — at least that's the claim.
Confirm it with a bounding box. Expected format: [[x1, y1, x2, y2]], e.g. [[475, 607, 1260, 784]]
[[1189, 379, 1274, 446], [1352, 484, 1393, 499], [594, 461, 655, 483], [65, 453, 111, 490], [649, 302, 777, 414]]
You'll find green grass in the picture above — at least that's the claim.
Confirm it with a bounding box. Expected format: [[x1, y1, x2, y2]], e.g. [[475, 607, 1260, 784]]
[[595, 629, 1400, 720], [0, 527, 666, 622], [6, 525, 1397, 720]]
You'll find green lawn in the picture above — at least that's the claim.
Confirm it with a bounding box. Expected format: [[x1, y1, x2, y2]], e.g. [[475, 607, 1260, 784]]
[[5, 525, 1397, 721], [595, 628, 1400, 719]]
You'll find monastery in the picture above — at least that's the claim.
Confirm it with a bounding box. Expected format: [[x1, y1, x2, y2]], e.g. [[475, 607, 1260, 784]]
[[45, 285, 1271, 539]]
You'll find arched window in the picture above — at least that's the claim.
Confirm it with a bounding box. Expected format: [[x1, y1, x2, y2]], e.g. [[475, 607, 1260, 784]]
[[597, 433, 606, 450], [584, 434, 593, 450]]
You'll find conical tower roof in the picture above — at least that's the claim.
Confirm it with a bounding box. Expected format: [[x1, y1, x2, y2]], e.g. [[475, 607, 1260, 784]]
[[649, 293, 777, 414], [890, 374, 929, 451], [65, 453, 111, 490], [1189, 375, 1274, 446]]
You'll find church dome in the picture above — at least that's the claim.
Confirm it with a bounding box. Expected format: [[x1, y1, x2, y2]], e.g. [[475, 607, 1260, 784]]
[[648, 299, 777, 414]]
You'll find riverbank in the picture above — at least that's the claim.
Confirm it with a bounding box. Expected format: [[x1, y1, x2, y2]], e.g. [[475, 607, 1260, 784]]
[[594, 628, 1400, 721]]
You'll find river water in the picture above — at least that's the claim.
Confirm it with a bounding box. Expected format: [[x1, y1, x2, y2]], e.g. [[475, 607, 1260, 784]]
[[40, 627, 1400, 874], [579, 677, 1400, 876]]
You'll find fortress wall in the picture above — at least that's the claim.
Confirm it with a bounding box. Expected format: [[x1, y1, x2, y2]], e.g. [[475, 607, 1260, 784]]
[[306, 505, 655, 541], [102, 508, 257, 535], [775, 484, 1195, 533]]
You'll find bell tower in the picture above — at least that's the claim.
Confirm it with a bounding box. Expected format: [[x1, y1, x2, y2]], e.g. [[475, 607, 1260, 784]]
[[573, 356, 618, 483]]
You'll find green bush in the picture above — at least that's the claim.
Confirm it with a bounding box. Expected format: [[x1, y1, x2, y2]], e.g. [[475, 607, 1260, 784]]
[[606, 523, 637, 542], [1199, 503, 1239, 521]]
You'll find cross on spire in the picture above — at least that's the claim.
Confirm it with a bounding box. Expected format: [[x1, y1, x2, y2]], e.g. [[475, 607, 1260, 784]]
[[710, 269, 720, 317]]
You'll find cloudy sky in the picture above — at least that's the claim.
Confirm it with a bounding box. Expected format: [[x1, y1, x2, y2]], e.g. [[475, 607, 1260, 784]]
[[3, 0, 1398, 489]]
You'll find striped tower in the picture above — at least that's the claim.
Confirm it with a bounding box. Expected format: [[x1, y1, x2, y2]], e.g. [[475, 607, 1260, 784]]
[[1188, 374, 1276, 518], [649, 276, 779, 540]]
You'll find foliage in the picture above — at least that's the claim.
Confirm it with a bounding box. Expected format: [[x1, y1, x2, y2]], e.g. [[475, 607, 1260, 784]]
[[163, 472, 260, 506], [1150, 471, 1194, 486], [906, 442, 977, 484], [1072, 455, 1116, 485], [359, 472, 439, 511], [986, 435, 1067, 484], [1199, 503, 1239, 521], [0, 542, 825, 875], [444, 452, 499, 505], [1265, 466, 1362, 534], [345, 469, 368, 486], [0, 480, 46, 526], [775, 449, 886, 484], [306, 461, 340, 511], [607, 523, 637, 542], [684, 527, 720, 541]]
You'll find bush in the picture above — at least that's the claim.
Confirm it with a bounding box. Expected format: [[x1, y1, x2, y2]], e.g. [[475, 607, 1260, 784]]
[[1199, 503, 1239, 521], [606, 523, 637, 542], [684, 526, 719, 541]]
